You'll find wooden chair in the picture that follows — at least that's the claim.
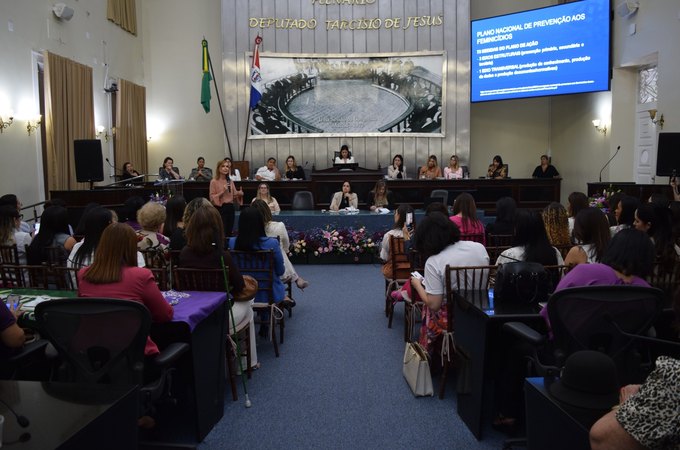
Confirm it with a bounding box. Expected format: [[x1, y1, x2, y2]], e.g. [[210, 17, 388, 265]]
[[229, 249, 283, 357], [460, 233, 485, 245], [0, 244, 21, 288], [140, 248, 171, 291], [487, 233, 514, 248], [384, 235, 411, 329], [404, 249, 427, 342], [439, 264, 496, 399], [173, 266, 253, 401], [646, 257, 680, 301]]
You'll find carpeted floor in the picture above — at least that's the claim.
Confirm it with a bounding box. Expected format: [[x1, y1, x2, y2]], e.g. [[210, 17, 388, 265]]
[[200, 263, 507, 449]]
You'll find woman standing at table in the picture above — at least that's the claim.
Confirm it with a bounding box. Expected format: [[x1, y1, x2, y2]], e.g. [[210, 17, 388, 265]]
[[251, 183, 281, 213], [283, 155, 305, 180], [387, 154, 406, 179], [210, 159, 243, 237], [444, 155, 463, 180], [330, 181, 358, 211], [77, 223, 173, 356]]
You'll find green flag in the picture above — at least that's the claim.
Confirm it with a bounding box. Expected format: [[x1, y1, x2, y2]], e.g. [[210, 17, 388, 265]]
[[201, 39, 212, 113]]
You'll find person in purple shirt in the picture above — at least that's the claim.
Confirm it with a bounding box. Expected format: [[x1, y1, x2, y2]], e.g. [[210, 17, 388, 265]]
[[1, 301, 25, 359]]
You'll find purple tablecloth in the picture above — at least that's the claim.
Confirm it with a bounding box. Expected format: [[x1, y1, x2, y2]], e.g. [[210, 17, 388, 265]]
[[163, 290, 228, 331]]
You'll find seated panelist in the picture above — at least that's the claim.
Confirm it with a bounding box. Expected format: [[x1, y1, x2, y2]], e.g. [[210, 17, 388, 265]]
[[334, 145, 355, 164], [387, 154, 407, 179], [419, 155, 442, 179], [159, 156, 181, 180], [283, 155, 305, 180], [189, 156, 213, 181], [255, 157, 281, 181], [121, 162, 141, 180], [330, 181, 358, 211], [532, 154, 560, 178], [487, 155, 507, 179]]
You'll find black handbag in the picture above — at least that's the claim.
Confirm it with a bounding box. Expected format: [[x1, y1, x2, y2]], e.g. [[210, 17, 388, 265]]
[[495, 261, 552, 304]]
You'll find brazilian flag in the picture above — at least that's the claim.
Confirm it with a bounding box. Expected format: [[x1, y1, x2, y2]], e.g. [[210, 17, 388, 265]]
[[201, 39, 212, 113]]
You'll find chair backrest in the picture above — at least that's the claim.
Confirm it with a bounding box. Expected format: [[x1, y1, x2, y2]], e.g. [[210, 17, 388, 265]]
[[445, 264, 495, 298], [35, 298, 151, 385], [487, 233, 514, 248], [386, 235, 410, 280], [292, 191, 315, 210], [547, 286, 664, 382], [460, 233, 485, 244], [646, 258, 680, 300], [0, 244, 20, 265], [228, 249, 275, 303], [461, 165, 469, 178], [173, 267, 228, 292], [430, 189, 449, 205]]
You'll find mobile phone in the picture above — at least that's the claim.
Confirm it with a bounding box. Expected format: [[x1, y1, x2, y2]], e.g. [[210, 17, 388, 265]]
[[406, 212, 413, 225]]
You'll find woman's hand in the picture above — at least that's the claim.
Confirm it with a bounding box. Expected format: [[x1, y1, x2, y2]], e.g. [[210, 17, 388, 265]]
[[619, 384, 641, 404]]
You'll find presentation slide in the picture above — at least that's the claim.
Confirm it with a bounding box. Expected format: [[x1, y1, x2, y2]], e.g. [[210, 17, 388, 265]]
[[471, 0, 610, 102]]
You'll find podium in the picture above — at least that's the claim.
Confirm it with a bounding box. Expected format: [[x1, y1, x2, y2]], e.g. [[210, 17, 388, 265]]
[[154, 179, 185, 204]]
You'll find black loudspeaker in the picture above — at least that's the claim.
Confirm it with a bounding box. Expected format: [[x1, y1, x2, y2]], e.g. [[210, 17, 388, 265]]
[[73, 139, 104, 183]]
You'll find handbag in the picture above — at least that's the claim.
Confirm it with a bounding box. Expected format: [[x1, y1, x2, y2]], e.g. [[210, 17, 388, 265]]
[[495, 261, 552, 305], [233, 275, 258, 302], [402, 342, 434, 397]]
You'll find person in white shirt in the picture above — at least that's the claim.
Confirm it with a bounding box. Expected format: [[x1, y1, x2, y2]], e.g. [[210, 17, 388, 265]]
[[255, 157, 281, 181], [334, 145, 355, 164], [223, 157, 241, 181]]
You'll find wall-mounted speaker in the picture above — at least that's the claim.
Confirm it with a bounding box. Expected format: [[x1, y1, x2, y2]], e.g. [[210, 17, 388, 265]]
[[74, 139, 104, 183]]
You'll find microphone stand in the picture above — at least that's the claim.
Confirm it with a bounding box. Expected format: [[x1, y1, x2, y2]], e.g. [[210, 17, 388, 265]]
[[599, 145, 621, 182]]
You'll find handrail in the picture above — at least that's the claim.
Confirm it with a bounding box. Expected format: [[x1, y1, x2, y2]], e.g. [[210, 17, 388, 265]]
[[20, 201, 45, 224]]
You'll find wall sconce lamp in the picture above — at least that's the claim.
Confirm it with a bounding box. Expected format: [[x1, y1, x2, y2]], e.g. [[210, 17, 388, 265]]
[[592, 119, 608, 135], [0, 115, 14, 133], [26, 115, 42, 136], [96, 125, 111, 142], [648, 109, 664, 129]]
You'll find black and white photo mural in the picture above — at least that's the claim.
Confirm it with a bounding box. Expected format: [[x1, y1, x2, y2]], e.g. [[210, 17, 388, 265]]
[[249, 52, 445, 138]]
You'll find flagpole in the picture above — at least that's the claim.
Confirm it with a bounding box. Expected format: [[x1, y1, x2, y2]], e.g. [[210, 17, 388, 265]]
[[243, 35, 262, 162], [205, 41, 234, 160]]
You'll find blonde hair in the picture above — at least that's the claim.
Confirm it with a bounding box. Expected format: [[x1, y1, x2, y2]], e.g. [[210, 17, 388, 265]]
[[256, 183, 273, 203], [137, 202, 166, 232], [542, 202, 571, 246]]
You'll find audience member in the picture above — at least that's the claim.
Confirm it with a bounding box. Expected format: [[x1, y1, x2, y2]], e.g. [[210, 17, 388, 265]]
[[77, 223, 173, 357], [136, 202, 169, 253], [178, 205, 258, 369], [567, 191, 589, 234], [425, 201, 449, 217], [564, 208, 611, 268], [158, 156, 181, 180], [26, 205, 70, 265], [121, 162, 140, 181], [605, 192, 623, 227], [444, 155, 463, 180], [227, 207, 289, 306], [590, 355, 680, 450], [120, 196, 146, 231], [450, 193, 485, 244], [0, 204, 32, 264], [252, 183, 281, 213], [67, 207, 114, 269], [542, 202, 571, 247], [610, 195, 639, 236], [334, 144, 355, 164], [330, 181, 358, 211], [486, 197, 517, 237], [409, 212, 489, 359], [189, 157, 212, 181], [211, 159, 244, 236], [163, 196, 186, 240], [419, 155, 442, 179], [487, 155, 507, 179], [255, 157, 281, 181], [367, 180, 395, 211], [0, 301, 25, 359], [648, 192, 669, 209], [387, 154, 406, 179], [251, 199, 309, 290], [223, 157, 241, 181], [380, 204, 414, 280], [634, 203, 679, 268], [283, 155, 305, 180], [169, 197, 211, 251], [0, 194, 32, 234], [532, 154, 560, 178], [496, 209, 564, 266]]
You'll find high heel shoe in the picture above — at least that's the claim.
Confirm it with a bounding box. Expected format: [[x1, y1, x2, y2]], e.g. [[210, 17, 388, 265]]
[[295, 278, 310, 291]]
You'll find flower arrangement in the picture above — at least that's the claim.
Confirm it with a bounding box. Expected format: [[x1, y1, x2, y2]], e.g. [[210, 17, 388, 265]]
[[288, 225, 383, 260], [588, 184, 622, 213], [149, 192, 169, 205]]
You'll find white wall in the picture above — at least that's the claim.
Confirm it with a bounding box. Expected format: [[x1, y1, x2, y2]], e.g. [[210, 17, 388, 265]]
[[0, 0, 144, 208]]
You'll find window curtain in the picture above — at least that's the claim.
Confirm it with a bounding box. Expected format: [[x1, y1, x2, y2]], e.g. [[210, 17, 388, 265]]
[[115, 79, 148, 176], [107, 0, 137, 36], [44, 51, 95, 192]]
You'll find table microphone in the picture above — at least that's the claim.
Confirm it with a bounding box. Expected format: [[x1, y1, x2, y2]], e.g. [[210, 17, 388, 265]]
[[0, 397, 30, 427]]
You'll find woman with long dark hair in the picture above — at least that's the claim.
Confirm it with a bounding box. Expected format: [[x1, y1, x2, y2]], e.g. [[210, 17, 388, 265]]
[[634, 203, 679, 269], [564, 207, 611, 268], [387, 154, 406, 179], [67, 207, 114, 269], [567, 191, 589, 233], [380, 204, 415, 280], [487, 155, 507, 179], [26, 205, 71, 265], [486, 197, 517, 237], [496, 210, 563, 266], [163, 196, 186, 239], [611, 195, 639, 236], [329, 181, 358, 211]]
